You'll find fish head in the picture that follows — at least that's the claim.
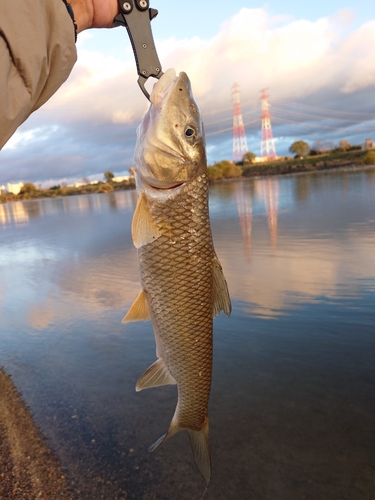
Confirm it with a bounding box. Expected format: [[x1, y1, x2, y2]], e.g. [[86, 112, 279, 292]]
[[134, 69, 206, 192]]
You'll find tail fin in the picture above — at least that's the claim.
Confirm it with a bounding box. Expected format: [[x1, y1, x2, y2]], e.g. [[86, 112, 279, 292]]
[[149, 417, 211, 486], [188, 418, 211, 486]]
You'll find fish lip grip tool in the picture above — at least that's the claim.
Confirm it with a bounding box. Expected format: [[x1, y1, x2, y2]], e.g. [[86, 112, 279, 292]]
[[115, 0, 164, 101]]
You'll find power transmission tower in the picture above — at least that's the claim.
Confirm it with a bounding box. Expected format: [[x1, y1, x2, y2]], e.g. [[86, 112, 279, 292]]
[[260, 89, 277, 160], [231, 83, 248, 163]]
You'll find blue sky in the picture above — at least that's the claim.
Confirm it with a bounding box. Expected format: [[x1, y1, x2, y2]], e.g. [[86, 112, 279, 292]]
[[1, 0, 375, 186]]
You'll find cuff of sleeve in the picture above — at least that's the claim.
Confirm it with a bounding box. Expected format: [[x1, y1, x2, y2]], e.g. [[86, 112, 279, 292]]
[[61, 0, 78, 43]]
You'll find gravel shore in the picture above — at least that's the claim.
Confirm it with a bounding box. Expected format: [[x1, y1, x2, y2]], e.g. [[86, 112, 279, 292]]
[[0, 368, 74, 500]]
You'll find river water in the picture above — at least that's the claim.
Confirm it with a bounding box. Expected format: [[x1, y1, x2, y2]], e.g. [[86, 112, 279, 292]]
[[0, 168, 375, 500]]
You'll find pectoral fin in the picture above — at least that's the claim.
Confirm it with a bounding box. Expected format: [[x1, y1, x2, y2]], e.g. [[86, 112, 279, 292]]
[[212, 257, 231, 317], [136, 358, 176, 391], [132, 192, 160, 248], [122, 290, 150, 323]]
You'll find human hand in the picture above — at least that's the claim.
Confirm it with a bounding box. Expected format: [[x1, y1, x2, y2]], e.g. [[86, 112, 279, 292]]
[[69, 0, 119, 32]]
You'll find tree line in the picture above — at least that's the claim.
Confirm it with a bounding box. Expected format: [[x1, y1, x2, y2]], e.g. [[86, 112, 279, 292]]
[[288, 139, 362, 158], [2, 145, 375, 204]]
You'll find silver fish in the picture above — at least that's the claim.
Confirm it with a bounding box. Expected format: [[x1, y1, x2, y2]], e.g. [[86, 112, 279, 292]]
[[123, 69, 231, 485]]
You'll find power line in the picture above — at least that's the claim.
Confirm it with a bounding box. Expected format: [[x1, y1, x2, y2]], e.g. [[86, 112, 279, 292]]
[[271, 104, 370, 124], [203, 98, 258, 117], [273, 98, 375, 118], [203, 89, 375, 150], [206, 119, 258, 137], [203, 108, 257, 128], [272, 115, 375, 132]]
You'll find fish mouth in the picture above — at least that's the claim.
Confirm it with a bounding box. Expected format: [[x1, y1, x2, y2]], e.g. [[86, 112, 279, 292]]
[[151, 69, 189, 109], [148, 182, 185, 191]]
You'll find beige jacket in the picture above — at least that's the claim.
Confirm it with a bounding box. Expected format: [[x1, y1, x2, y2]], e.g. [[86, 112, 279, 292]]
[[0, 0, 77, 148]]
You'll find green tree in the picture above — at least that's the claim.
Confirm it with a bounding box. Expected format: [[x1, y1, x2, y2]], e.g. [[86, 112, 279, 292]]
[[104, 171, 114, 183], [220, 161, 242, 178], [98, 182, 114, 193], [363, 151, 375, 165], [19, 182, 37, 194], [289, 141, 310, 158], [243, 151, 256, 164], [207, 164, 223, 181], [208, 160, 242, 181], [339, 140, 351, 151]]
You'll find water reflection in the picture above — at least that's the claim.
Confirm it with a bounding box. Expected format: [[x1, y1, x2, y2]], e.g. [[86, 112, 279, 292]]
[[211, 168, 375, 318], [1, 168, 375, 500], [1, 169, 375, 324], [261, 178, 279, 248], [0, 190, 136, 228], [235, 183, 252, 261], [0, 201, 29, 227]]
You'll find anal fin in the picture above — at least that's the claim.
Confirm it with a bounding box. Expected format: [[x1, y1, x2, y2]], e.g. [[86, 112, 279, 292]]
[[212, 256, 231, 317], [122, 290, 150, 323], [136, 358, 176, 392], [132, 192, 160, 248]]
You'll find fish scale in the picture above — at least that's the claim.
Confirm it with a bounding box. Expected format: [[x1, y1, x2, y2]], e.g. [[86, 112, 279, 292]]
[[139, 174, 214, 431]]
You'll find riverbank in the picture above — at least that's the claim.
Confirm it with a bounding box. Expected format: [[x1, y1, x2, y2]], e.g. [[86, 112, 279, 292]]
[[1, 149, 374, 204], [0, 368, 74, 499], [241, 149, 374, 178], [0, 178, 135, 204]]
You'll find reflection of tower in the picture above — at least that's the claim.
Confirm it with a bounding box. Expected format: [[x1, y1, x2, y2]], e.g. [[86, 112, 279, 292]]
[[231, 83, 248, 163], [260, 89, 277, 160], [0, 203, 11, 227], [235, 184, 252, 262], [262, 178, 279, 247], [12, 202, 29, 226]]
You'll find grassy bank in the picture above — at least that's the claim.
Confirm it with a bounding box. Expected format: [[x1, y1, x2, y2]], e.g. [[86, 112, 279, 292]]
[[240, 149, 374, 178]]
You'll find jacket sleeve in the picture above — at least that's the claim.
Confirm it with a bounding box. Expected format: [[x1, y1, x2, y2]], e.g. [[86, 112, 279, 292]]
[[0, 0, 77, 149]]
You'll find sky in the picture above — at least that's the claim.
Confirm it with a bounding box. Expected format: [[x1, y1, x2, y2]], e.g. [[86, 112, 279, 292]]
[[1, 0, 375, 187]]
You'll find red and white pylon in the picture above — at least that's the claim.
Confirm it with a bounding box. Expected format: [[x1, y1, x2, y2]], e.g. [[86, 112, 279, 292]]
[[260, 89, 277, 160], [231, 83, 248, 163]]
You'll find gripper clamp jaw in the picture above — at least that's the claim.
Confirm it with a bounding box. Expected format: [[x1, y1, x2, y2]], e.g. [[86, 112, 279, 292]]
[[115, 0, 163, 100]]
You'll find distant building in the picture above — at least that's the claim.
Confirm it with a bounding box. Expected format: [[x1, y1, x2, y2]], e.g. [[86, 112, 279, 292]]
[[365, 138, 374, 150], [90, 180, 99, 185], [7, 182, 23, 195], [253, 156, 269, 164], [113, 176, 130, 183], [0, 185, 6, 194]]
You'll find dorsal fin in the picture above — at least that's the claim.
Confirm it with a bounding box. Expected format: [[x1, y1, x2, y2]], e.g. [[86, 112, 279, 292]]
[[132, 192, 160, 248]]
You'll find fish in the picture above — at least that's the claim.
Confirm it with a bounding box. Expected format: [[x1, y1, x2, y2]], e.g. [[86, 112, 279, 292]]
[[123, 68, 231, 486]]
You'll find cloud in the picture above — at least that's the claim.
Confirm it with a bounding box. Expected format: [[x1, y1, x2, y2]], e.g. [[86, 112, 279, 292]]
[[1, 7, 374, 184], [339, 21, 375, 93]]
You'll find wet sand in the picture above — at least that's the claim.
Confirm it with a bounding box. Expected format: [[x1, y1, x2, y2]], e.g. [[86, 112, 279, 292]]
[[0, 368, 74, 500]]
